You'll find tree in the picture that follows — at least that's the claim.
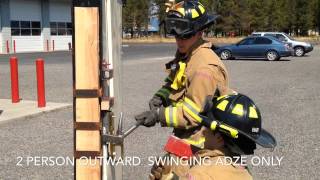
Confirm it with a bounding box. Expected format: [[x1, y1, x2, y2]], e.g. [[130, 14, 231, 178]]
[[122, 0, 150, 38], [123, 0, 320, 37]]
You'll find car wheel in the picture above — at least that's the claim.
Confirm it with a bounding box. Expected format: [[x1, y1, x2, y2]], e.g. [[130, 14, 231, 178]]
[[220, 50, 232, 60], [266, 50, 279, 61], [294, 47, 305, 57]]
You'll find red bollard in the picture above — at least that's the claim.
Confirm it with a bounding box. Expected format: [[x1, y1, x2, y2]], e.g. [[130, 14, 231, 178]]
[[10, 57, 20, 103], [36, 59, 46, 108], [6, 40, 10, 54], [13, 40, 16, 53]]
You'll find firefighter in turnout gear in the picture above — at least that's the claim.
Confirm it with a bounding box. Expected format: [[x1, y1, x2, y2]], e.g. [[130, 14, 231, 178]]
[[134, 0, 253, 179], [135, 0, 230, 146]]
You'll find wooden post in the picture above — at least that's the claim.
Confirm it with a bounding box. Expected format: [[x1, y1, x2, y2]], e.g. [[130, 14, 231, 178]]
[[73, 0, 123, 179], [73, 1, 101, 179]]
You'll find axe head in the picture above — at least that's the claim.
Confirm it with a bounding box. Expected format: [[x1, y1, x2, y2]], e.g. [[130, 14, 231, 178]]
[[164, 135, 193, 158]]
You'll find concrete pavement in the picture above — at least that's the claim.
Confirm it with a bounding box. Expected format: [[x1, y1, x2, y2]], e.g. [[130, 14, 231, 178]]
[[0, 99, 71, 123]]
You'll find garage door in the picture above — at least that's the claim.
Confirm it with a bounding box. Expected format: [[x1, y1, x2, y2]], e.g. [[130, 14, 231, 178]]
[[49, 0, 72, 51], [10, 0, 43, 52]]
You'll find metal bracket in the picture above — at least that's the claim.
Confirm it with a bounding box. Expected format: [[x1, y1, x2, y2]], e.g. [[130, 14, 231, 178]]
[[101, 60, 114, 80], [102, 112, 140, 145], [102, 134, 124, 145]]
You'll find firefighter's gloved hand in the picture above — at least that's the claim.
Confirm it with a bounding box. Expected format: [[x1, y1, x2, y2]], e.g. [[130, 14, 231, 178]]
[[149, 156, 172, 180], [149, 96, 163, 110], [135, 109, 160, 127]]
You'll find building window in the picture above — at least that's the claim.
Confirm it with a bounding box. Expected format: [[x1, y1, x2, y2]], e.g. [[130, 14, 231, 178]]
[[11, 20, 41, 36], [50, 22, 72, 36]]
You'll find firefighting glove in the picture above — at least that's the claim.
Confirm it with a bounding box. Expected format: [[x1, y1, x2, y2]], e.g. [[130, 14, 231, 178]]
[[135, 108, 160, 127], [149, 96, 163, 110], [149, 156, 172, 180]]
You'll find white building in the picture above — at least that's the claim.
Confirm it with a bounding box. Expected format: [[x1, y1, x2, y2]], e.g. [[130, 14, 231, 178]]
[[0, 0, 72, 53]]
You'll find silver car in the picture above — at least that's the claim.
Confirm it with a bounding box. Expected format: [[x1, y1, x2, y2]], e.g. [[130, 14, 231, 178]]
[[252, 32, 313, 57]]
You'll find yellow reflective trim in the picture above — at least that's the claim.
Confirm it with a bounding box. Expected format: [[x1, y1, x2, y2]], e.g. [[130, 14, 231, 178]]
[[249, 106, 258, 119], [183, 105, 202, 123], [217, 100, 229, 111], [184, 137, 205, 148], [210, 121, 218, 131], [175, 101, 183, 107], [217, 95, 228, 101], [183, 97, 202, 123], [219, 124, 239, 138], [176, 8, 185, 16], [232, 104, 244, 116], [171, 62, 186, 90], [191, 9, 199, 18], [198, 5, 205, 14], [165, 108, 170, 126], [172, 107, 178, 127], [184, 98, 200, 112]]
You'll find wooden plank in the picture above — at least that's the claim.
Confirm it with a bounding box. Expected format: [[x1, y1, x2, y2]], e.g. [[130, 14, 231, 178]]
[[75, 7, 99, 90], [76, 159, 101, 180], [76, 98, 100, 122], [74, 6, 101, 180], [76, 130, 101, 151], [100, 100, 110, 111]]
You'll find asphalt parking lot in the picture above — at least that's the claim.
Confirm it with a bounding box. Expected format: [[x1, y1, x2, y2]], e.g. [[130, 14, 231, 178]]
[[0, 43, 319, 180]]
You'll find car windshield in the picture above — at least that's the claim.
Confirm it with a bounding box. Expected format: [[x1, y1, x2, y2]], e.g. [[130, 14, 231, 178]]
[[284, 33, 294, 40]]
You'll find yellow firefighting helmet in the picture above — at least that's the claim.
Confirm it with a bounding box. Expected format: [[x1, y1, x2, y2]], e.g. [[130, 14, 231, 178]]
[[165, 0, 219, 39], [202, 94, 277, 149]]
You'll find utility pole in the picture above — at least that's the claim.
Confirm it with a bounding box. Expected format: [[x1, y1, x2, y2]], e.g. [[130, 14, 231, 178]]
[[72, 0, 123, 179]]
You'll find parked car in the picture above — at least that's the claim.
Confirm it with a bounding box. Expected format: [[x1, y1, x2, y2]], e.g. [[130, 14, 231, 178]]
[[251, 32, 313, 57], [215, 36, 293, 61]]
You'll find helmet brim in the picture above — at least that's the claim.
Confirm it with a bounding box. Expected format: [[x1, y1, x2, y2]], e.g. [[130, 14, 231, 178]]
[[241, 129, 277, 149], [200, 14, 220, 31]]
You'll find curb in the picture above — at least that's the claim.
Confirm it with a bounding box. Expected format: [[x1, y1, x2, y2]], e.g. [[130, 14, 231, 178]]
[[0, 104, 72, 125]]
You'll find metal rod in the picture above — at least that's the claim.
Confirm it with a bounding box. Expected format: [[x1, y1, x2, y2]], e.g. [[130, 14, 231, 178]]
[[123, 123, 140, 138], [117, 112, 123, 135]]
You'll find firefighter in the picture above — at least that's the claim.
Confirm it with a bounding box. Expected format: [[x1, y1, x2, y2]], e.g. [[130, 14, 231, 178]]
[[149, 94, 277, 180], [135, 0, 232, 178], [135, 0, 230, 136]]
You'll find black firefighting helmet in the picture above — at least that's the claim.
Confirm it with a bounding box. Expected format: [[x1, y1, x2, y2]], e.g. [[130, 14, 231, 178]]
[[165, 0, 219, 39], [201, 94, 277, 149]]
